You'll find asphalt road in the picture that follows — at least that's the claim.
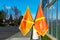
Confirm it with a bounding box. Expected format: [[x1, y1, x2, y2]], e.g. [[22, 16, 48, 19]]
[[0, 26, 31, 40]]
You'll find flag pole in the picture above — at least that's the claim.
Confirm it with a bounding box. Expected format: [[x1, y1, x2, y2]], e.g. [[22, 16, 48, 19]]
[[30, 26, 33, 40]]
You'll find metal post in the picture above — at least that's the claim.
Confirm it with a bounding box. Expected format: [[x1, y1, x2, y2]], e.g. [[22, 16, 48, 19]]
[[30, 27, 33, 40], [56, 0, 58, 40], [47, 7, 49, 34], [51, 6, 53, 36]]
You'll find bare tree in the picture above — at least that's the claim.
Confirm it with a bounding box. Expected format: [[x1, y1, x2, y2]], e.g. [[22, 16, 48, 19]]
[[11, 6, 22, 19], [3, 6, 9, 20], [0, 11, 3, 22], [9, 14, 13, 21], [11, 6, 18, 19]]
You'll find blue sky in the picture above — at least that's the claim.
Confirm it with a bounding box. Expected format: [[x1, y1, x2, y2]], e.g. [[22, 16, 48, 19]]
[[58, 0, 60, 20], [0, 0, 40, 19], [0, 0, 60, 19]]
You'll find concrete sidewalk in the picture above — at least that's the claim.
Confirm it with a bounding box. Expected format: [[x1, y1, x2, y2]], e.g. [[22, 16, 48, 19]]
[[5, 38, 30, 40]]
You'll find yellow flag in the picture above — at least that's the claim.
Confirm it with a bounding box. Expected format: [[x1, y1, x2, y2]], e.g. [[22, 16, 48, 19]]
[[19, 7, 34, 36]]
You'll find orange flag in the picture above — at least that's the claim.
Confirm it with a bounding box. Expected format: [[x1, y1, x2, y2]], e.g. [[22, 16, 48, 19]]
[[19, 7, 34, 36], [34, 4, 48, 36]]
